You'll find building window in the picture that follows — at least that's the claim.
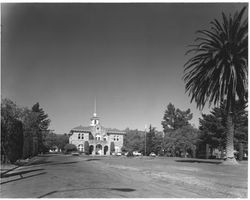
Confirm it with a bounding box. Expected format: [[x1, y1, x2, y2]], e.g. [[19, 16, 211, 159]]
[[82, 134, 84, 139], [113, 135, 119, 141], [78, 144, 83, 152], [96, 135, 101, 140], [78, 133, 81, 139]]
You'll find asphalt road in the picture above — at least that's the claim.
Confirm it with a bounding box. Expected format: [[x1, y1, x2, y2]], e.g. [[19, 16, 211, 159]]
[[0, 154, 247, 198]]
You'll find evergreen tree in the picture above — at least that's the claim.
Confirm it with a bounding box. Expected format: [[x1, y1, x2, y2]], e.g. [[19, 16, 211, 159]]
[[110, 142, 115, 155], [146, 125, 156, 155], [32, 102, 51, 153], [162, 103, 193, 133], [199, 101, 248, 156], [84, 141, 90, 155]]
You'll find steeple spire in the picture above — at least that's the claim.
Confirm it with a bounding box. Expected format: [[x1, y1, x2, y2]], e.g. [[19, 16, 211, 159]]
[[93, 98, 97, 117], [90, 98, 99, 126]]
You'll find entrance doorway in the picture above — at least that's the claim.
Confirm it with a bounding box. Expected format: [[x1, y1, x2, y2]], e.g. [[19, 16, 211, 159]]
[[104, 146, 108, 155], [96, 144, 102, 155], [89, 145, 94, 155]]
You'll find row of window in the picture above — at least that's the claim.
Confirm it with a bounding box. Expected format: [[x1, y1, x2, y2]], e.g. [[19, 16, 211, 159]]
[[113, 135, 119, 141], [95, 136, 107, 141], [78, 133, 84, 139], [77, 133, 120, 141]]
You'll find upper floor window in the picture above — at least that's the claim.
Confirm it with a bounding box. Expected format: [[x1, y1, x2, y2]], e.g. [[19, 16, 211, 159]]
[[78, 133, 84, 140], [96, 135, 101, 140], [113, 135, 119, 141]]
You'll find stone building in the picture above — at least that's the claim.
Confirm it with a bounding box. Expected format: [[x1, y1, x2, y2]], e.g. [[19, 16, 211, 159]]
[[69, 111, 125, 155]]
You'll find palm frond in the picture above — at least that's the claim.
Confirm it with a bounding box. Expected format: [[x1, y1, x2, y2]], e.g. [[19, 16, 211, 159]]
[[183, 6, 248, 111]]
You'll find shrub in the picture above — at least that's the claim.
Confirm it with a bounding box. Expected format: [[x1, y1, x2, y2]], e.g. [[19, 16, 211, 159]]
[[64, 144, 77, 153], [110, 142, 115, 155], [84, 141, 89, 155], [126, 151, 134, 157]]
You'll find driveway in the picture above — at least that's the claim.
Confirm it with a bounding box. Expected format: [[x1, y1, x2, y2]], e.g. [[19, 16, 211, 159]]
[[0, 154, 247, 198]]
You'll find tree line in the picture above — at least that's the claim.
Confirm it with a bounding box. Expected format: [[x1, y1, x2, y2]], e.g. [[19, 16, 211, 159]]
[[123, 101, 247, 159], [1, 98, 51, 163]]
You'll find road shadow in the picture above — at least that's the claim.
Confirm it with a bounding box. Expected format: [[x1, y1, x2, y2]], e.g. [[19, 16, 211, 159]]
[[1, 172, 47, 185], [111, 188, 136, 192], [27, 161, 53, 166], [85, 159, 101, 162], [175, 159, 222, 164], [37, 154, 55, 158], [1, 168, 45, 178], [38, 187, 136, 198], [27, 161, 78, 166]]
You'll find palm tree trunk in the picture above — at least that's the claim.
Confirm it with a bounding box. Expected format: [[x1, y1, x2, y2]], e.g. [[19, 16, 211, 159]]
[[225, 113, 238, 165]]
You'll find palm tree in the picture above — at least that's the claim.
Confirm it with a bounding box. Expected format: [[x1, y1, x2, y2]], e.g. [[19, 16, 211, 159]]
[[183, 7, 248, 164]]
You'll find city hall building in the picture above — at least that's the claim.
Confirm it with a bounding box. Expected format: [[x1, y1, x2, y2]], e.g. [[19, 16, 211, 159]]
[[69, 111, 126, 155]]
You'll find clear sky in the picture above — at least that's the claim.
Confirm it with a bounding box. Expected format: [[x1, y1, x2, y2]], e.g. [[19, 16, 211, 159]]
[[1, 3, 247, 134]]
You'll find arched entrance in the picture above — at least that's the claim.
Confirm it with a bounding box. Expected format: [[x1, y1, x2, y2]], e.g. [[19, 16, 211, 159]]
[[89, 145, 94, 155], [96, 144, 102, 155], [104, 146, 108, 155]]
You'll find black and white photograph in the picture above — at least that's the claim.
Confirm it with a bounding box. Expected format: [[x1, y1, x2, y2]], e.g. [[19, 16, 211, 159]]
[[1, 1, 248, 198]]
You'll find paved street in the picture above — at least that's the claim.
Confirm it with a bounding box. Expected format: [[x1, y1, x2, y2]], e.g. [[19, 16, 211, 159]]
[[0, 154, 248, 198]]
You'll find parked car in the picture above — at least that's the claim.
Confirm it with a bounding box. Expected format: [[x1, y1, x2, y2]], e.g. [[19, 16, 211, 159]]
[[116, 152, 122, 156], [149, 152, 156, 157], [133, 151, 142, 156]]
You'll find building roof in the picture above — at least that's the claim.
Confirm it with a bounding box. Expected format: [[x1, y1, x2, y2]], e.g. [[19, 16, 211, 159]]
[[106, 128, 126, 135], [69, 125, 126, 135], [71, 125, 92, 132]]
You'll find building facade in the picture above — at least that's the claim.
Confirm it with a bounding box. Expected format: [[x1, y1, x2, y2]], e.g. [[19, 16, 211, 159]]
[[69, 112, 125, 155]]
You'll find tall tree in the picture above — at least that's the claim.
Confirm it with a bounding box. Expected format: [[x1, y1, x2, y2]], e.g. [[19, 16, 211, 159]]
[[163, 125, 200, 157], [199, 101, 248, 153], [183, 7, 248, 164], [1, 98, 24, 163], [20, 107, 39, 158], [123, 128, 145, 153], [162, 103, 193, 133], [32, 103, 51, 153], [146, 125, 156, 155]]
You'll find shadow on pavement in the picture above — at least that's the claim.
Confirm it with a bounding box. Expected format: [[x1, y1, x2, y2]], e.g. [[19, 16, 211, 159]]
[[27, 161, 78, 166], [27, 161, 53, 166], [175, 159, 222, 164], [37, 154, 57, 157], [85, 159, 101, 162], [1, 172, 47, 185], [1, 168, 45, 178], [38, 187, 136, 198]]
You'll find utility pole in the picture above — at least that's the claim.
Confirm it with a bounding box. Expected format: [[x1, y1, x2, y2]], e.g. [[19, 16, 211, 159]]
[[145, 125, 147, 156]]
